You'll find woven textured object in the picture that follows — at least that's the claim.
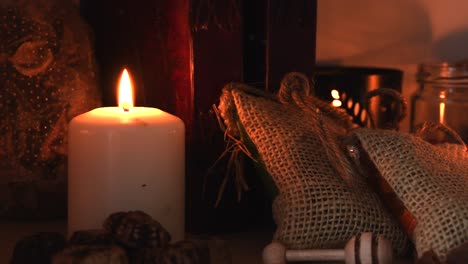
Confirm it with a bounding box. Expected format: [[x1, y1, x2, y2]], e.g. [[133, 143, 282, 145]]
[[0, 0, 101, 219], [218, 73, 409, 254], [351, 128, 468, 259]]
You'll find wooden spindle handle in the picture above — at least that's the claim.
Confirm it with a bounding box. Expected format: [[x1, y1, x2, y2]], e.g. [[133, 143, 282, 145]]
[[262, 233, 393, 264], [287, 249, 344, 262]]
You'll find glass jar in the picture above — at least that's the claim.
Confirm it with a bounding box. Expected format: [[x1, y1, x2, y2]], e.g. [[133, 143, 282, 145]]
[[411, 62, 468, 142]]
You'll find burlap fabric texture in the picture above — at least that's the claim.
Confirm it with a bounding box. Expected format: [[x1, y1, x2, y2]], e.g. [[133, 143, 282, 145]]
[[350, 128, 468, 260], [217, 72, 409, 255]]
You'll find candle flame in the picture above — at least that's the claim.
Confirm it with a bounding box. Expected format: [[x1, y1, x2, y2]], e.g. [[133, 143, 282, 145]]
[[439, 91, 446, 124], [332, 99, 342, 107], [331, 89, 342, 107], [439, 102, 446, 124], [118, 69, 134, 111], [331, 89, 340, 100]]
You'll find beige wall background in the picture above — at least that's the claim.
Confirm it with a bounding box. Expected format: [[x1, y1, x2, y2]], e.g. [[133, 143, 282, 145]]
[[317, 0, 468, 131]]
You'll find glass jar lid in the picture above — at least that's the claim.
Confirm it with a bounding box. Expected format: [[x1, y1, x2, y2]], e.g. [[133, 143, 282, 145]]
[[417, 61, 468, 85]]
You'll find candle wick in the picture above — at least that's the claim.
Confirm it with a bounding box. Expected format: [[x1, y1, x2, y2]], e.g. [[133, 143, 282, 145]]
[[123, 107, 130, 112]]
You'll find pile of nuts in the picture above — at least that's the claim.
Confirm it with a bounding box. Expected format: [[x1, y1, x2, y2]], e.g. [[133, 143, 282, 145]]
[[11, 211, 209, 264]]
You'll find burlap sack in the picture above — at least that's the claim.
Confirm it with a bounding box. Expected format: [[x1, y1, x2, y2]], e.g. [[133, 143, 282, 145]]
[[350, 128, 468, 260], [217, 73, 409, 255]]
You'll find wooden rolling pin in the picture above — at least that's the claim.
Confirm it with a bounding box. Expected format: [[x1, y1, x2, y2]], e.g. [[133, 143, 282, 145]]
[[262, 232, 392, 264]]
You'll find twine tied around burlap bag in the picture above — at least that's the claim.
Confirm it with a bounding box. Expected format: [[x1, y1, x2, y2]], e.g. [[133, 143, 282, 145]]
[[216, 72, 409, 255]]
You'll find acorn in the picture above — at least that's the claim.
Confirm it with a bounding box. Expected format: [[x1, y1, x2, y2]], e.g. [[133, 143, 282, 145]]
[[69, 229, 116, 246], [11, 232, 66, 264], [129, 240, 204, 264], [52, 245, 128, 264], [103, 211, 171, 248]]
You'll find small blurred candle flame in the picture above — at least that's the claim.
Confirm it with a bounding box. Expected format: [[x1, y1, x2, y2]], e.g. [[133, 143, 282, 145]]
[[439, 91, 446, 124], [331, 89, 342, 107], [331, 89, 340, 100], [118, 69, 134, 111]]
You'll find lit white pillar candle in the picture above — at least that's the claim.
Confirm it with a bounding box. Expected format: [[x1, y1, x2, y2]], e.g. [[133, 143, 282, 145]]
[[68, 69, 185, 241]]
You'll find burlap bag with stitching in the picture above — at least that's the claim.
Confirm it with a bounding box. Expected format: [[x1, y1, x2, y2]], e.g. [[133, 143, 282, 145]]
[[349, 128, 468, 260], [217, 73, 409, 255]]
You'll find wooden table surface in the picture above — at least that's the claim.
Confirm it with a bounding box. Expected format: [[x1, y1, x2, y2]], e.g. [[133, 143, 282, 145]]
[[0, 221, 413, 263]]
